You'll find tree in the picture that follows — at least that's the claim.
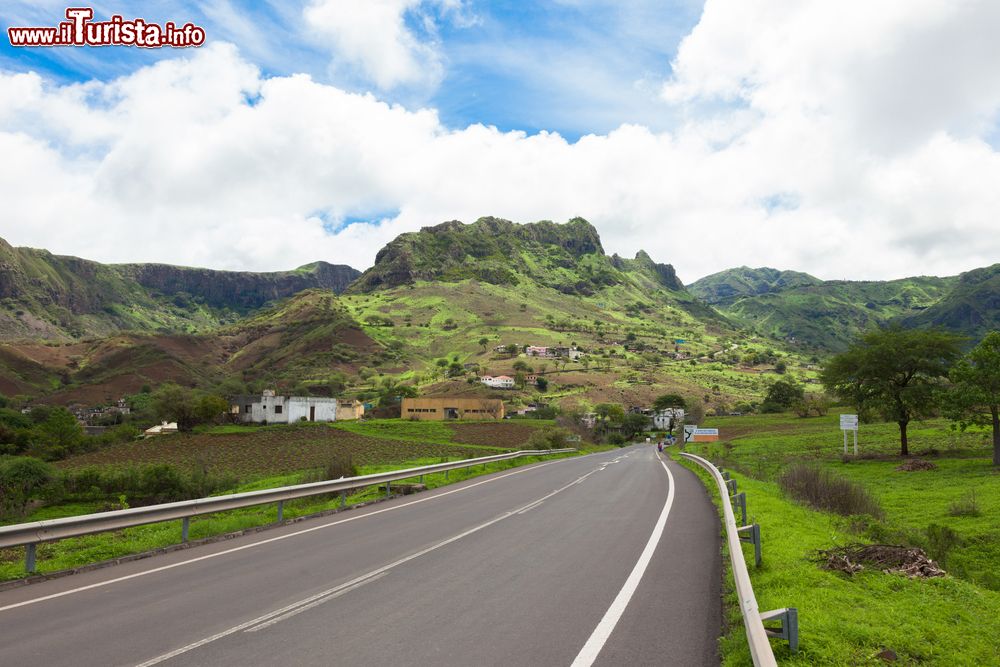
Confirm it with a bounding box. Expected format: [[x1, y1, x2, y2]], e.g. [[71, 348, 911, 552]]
[[32, 407, 84, 459], [653, 394, 686, 411], [822, 327, 962, 456], [621, 413, 650, 439], [761, 379, 805, 413], [0, 456, 56, 517], [478, 337, 490, 352], [536, 377, 549, 392], [505, 344, 519, 358], [152, 384, 227, 431], [946, 331, 1000, 466]]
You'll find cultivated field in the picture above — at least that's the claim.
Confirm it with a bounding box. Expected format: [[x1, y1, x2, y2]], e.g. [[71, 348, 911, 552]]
[[57, 421, 548, 477]]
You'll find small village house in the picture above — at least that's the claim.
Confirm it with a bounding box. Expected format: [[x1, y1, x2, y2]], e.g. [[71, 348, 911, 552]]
[[480, 375, 515, 389], [144, 422, 178, 437], [231, 390, 337, 424], [336, 399, 365, 421]]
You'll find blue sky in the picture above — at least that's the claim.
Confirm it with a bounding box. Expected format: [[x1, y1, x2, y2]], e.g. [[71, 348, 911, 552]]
[[3, 1, 1000, 281], [0, 1, 701, 140]]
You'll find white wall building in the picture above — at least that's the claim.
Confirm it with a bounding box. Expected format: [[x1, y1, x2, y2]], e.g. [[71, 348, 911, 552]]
[[653, 408, 685, 430], [480, 375, 515, 389], [232, 390, 337, 424]]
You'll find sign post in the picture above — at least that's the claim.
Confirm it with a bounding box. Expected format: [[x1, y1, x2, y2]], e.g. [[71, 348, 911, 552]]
[[840, 414, 859, 454]]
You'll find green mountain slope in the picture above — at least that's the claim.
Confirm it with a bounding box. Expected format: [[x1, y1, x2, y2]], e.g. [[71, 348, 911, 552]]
[[0, 237, 360, 341], [714, 276, 956, 351], [688, 266, 823, 304], [900, 263, 1000, 341]]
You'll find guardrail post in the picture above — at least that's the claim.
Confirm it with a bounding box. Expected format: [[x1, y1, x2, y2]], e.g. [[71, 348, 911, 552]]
[[721, 470, 731, 481], [339, 490, 346, 508], [385, 481, 391, 498], [277, 500, 284, 523], [738, 523, 762, 567], [445, 469, 449, 481], [181, 517, 190, 543], [732, 491, 747, 526], [25, 543, 36, 574], [419, 474, 424, 485], [761, 607, 799, 652], [727, 479, 738, 495]]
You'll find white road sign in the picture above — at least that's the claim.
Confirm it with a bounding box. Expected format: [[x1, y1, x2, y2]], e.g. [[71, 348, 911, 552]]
[[840, 414, 858, 430]]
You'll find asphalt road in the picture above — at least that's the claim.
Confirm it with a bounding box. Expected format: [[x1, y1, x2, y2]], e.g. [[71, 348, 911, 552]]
[[0, 445, 721, 666]]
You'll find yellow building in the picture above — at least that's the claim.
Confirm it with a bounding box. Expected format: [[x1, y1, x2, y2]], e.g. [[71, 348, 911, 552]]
[[336, 400, 365, 421], [401, 397, 505, 421]]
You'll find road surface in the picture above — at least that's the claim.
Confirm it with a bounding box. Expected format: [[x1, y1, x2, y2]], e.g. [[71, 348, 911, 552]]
[[0, 445, 721, 666]]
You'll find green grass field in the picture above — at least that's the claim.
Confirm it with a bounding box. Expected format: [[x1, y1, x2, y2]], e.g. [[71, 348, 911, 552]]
[[676, 412, 1000, 665]]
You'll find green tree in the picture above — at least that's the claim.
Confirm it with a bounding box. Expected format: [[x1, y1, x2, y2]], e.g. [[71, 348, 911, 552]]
[[505, 344, 519, 358], [653, 394, 687, 411], [946, 331, 1000, 465], [512, 360, 530, 372], [194, 394, 229, 425], [0, 456, 55, 517], [621, 413, 650, 439], [478, 337, 490, 352], [33, 407, 84, 459], [536, 377, 549, 392], [761, 379, 805, 413], [822, 327, 962, 456]]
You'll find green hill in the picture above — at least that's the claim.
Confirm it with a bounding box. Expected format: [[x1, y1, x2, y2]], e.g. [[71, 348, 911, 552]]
[[900, 263, 1000, 341], [0, 237, 359, 340], [688, 266, 823, 304], [717, 277, 955, 352]]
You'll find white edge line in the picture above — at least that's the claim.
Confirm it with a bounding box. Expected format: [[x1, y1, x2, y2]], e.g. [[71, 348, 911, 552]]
[[0, 454, 600, 614], [570, 452, 675, 667]]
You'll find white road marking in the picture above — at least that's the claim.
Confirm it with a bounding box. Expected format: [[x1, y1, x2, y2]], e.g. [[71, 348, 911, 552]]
[[570, 454, 676, 667], [516, 500, 545, 515], [134, 466, 603, 665], [244, 572, 388, 633], [0, 453, 611, 614]]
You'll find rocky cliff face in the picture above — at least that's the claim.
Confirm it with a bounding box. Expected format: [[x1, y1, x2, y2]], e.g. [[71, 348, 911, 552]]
[[349, 216, 611, 294], [119, 261, 360, 311]]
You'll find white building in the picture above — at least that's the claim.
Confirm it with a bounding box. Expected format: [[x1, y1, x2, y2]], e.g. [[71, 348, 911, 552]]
[[232, 390, 338, 424], [480, 375, 515, 389], [653, 408, 685, 430]]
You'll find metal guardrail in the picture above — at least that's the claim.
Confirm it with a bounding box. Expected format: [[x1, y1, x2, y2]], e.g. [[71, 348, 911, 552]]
[[680, 452, 797, 666], [0, 448, 575, 573]]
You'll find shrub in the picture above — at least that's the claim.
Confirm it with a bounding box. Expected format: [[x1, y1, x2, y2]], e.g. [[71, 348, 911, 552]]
[[778, 464, 884, 518], [526, 426, 571, 450], [924, 523, 962, 568], [0, 456, 56, 518], [948, 490, 982, 517]]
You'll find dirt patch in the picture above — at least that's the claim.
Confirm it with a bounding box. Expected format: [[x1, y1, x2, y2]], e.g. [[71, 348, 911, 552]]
[[450, 422, 540, 448], [815, 544, 945, 578], [896, 459, 938, 472]]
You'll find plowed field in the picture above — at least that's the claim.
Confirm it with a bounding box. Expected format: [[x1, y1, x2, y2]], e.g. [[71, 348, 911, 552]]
[[60, 425, 486, 477]]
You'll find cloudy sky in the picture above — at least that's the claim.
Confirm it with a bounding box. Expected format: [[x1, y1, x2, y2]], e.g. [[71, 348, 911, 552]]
[[2, 1, 1000, 283]]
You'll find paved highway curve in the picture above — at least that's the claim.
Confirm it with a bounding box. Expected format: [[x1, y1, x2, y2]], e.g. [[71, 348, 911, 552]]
[[0, 444, 721, 666]]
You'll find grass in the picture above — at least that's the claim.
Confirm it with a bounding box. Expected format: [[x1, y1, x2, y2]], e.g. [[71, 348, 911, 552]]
[[675, 411, 1000, 665], [674, 452, 1000, 665], [0, 449, 582, 582]]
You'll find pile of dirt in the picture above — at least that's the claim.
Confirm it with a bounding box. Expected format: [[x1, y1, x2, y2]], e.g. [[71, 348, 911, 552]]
[[895, 459, 938, 472], [815, 544, 946, 578]]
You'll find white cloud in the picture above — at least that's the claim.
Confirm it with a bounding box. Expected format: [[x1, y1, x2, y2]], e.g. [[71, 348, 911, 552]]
[[303, 0, 446, 91], [3, 1, 1000, 285]]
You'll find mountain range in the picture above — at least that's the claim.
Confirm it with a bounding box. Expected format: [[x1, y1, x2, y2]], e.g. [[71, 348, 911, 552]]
[[0, 218, 995, 407]]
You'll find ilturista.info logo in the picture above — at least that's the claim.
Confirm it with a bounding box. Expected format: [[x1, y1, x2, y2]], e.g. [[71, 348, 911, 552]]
[[7, 7, 206, 48]]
